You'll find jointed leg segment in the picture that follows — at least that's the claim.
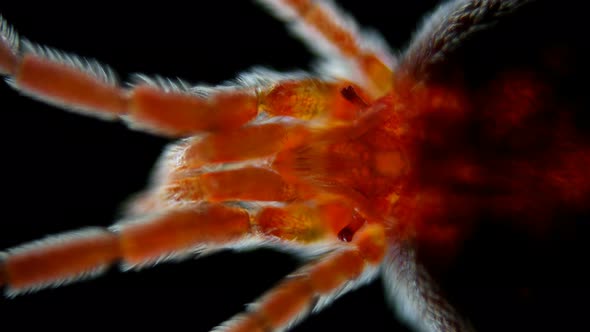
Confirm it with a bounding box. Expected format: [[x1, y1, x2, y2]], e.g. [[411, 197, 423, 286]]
[[257, 0, 395, 96], [215, 224, 386, 332], [166, 167, 301, 203], [0, 199, 382, 299], [0, 16, 371, 138], [0, 204, 251, 295]]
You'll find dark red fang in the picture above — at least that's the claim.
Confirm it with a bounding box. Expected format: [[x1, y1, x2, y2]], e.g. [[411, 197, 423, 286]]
[[337, 211, 366, 242], [340, 85, 368, 108], [337, 227, 354, 242]]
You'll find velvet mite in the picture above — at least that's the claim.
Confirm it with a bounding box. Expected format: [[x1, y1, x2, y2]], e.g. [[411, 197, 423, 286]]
[[1, 1, 588, 331]]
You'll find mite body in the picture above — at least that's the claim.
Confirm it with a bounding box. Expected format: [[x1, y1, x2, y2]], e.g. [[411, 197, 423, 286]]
[[1, 1, 589, 331]]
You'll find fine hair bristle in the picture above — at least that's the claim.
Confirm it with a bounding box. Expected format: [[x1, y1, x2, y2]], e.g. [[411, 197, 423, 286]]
[[130, 73, 195, 94], [7, 227, 111, 255], [22, 40, 118, 86], [5, 265, 108, 298], [0, 15, 20, 53]]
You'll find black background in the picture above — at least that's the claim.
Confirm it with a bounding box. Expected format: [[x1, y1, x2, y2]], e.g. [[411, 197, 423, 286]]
[[0, 1, 587, 331]]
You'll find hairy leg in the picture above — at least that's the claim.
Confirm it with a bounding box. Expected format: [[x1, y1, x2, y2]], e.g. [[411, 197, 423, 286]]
[[0, 204, 250, 295], [256, 0, 395, 96], [0, 15, 369, 138], [214, 224, 386, 332]]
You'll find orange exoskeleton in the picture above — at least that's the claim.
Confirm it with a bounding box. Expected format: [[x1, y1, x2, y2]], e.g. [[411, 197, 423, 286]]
[[1, 1, 589, 331]]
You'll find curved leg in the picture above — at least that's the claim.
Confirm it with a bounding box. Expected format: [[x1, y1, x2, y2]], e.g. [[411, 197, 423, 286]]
[[213, 224, 386, 332], [256, 0, 395, 96]]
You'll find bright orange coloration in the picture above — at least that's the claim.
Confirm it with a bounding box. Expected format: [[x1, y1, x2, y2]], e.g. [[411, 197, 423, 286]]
[[262, 80, 367, 121], [130, 86, 259, 135], [256, 204, 328, 242], [308, 249, 364, 293], [281, 0, 393, 95], [118, 205, 250, 266], [224, 247, 369, 331], [1, 1, 587, 332], [4, 230, 119, 290], [182, 123, 306, 168], [17, 54, 128, 115], [169, 167, 299, 202], [354, 224, 386, 263], [254, 277, 314, 328]]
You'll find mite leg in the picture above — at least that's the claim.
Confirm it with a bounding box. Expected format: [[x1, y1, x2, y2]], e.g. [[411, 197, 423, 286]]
[[257, 0, 395, 96], [0, 16, 369, 137], [0, 203, 251, 295], [164, 167, 304, 203], [128, 74, 371, 135], [0, 200, 365, 296], [180, 123, 309, 170], [213, 223, 386, 332]]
